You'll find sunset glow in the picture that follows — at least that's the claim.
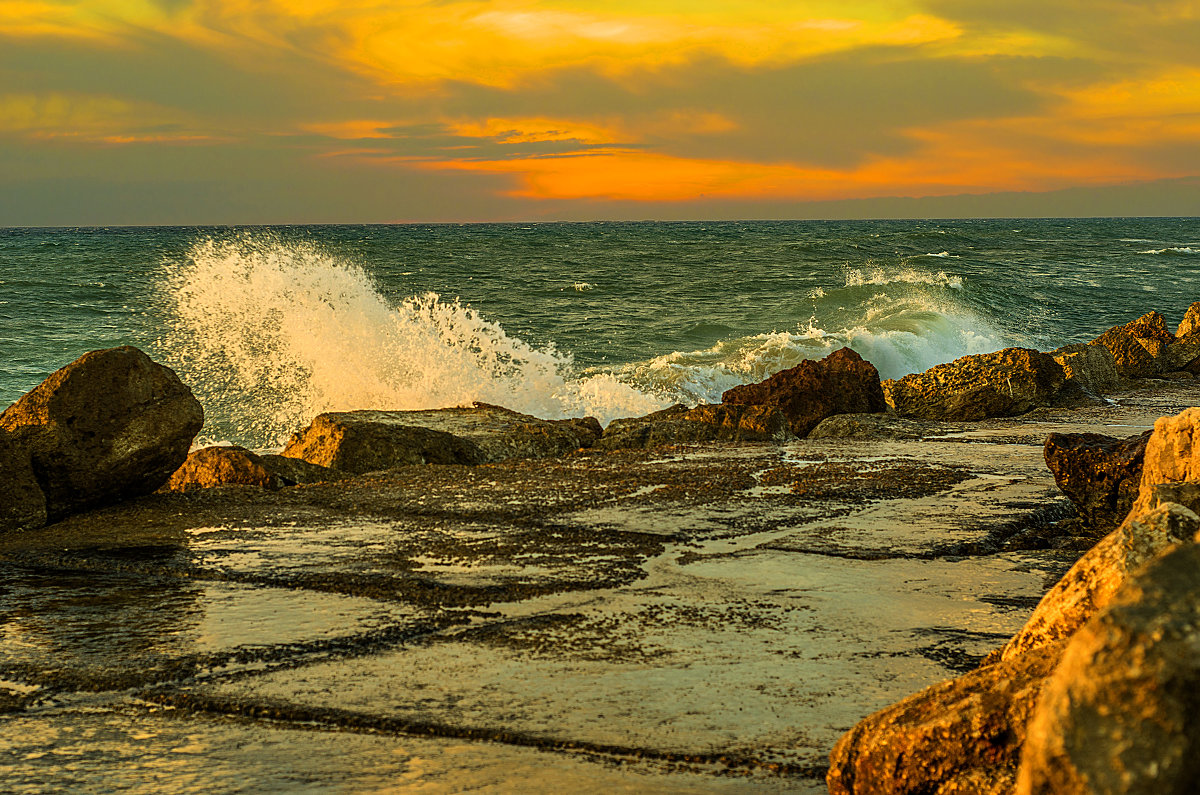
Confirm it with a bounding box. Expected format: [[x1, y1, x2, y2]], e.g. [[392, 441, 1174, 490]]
[[2, 0, 1198, 222]]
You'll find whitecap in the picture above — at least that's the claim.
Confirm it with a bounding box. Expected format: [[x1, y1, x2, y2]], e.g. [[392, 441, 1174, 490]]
[[157, 235, 664, 447], [1139, 247, 1200, 255]]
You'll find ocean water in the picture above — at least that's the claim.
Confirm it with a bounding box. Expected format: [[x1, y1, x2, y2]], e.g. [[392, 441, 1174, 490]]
[[1, 218, 1198, 449]]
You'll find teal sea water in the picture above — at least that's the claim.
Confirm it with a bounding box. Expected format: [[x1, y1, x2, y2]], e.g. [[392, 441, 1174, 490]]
[[2, 218, 1198, 448]]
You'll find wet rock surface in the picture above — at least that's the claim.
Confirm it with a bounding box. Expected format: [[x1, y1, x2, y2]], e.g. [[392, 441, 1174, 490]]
[[594, 403, 791, 451], [1049, 342, 1122, 397], [0, 346, 203, 527], [1043, 430, 1149, 533], [883, 347, 1067, 421], [721, 347, 886, 437], [1018, 541, 1200, 794], [283, 403, 601, 472], [3, 379, 1200, 791], [164, 445, 346, 491]]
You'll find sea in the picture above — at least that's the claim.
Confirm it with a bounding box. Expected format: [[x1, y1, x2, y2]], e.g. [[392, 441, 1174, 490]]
[[2, 218, 1198, 449]]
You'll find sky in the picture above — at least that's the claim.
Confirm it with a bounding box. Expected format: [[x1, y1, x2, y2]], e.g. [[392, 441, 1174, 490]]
[[2, 0, 1199, 224]]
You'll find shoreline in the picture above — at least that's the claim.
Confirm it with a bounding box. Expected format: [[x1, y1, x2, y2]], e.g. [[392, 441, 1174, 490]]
[[5, 363, 1198, 788]]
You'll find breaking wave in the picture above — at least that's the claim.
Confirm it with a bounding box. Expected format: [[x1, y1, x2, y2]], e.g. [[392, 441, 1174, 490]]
[[156, 236, 1011, 449], [156, 237, 664, 447], [1139, 247, 1200, 256]]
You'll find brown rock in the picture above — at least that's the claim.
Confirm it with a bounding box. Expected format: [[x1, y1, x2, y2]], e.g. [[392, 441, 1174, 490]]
[[826, 640, 1064, 795], [1049, 342, 1122, 396], [163, 445, 344, 491], [0, 346, 203, 521], [1176, 301, 1200, 338], [884, 347, 1065, 421], [807, 413, 940, 441], [282, 403, 600, 473], [1132, 407, 1200, 515], [595, 403, 791, 451], [0, 428, 46, 533], [1043, 431, 1150, 533], [1164, 333, 1200, 372], [993, 502, 1200, 664], [1089, 327, 1160, 378], [721, 347, 885, 437], [1018, 542, 1200, 794], [1122, 310, 1173, 343]]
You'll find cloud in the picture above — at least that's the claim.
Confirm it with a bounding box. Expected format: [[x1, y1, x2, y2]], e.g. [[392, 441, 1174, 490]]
[[0, 91, 214, 144], [1, 0, 1198, 221]]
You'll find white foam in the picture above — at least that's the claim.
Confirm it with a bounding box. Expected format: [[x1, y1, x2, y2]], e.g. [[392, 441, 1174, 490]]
[[157, 236, 664, 446], [610, 275, 1009, 405], [1139, 247, 1199, 255], [845, 267, 963, 289]]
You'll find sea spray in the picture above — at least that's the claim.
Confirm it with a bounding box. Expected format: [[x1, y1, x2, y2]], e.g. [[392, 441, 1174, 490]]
[[610, 271, 1012, 405], [156, 236, 665, 448], [154, 235, 1016, 449]]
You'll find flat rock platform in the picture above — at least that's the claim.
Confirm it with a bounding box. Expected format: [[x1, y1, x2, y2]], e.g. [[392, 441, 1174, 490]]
[[2, 380, 1197, 793]]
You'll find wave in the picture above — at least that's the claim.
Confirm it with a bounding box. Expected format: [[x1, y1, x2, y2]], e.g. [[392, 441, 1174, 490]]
[[612, 283, 1008, 405], [1139, 247, 1199, 256], [155, 237, 1010, 449], [156, 236, 665, 447], [844, 267, 964, 289]]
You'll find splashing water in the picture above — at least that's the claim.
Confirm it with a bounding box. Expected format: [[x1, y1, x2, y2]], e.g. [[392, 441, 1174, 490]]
[[157, 236, 665, 447]]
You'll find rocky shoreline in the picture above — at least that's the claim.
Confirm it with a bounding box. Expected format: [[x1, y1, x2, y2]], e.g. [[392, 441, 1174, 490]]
[[3, 306, 1200, 791]]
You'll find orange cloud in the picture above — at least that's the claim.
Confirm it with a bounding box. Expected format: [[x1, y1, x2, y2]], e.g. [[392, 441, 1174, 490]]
[[411, 128, 1163, 204]]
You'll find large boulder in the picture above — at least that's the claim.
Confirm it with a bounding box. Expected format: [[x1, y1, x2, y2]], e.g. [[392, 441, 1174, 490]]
[[1018, 541, 1200, 794], [1132, 406, 1200, 514], [1049, 342, 1122, 396], [1164, 333, 1200, 373], [720, 347, 885, 437], [827, 640, 1064, 795], [807, 413, 939, 441], [164, 445, 345, 491], [0, 346, 203, 523], [282, 403, 601, 473], [1122, 310, 1173, 344], [991, 502, 1200, 665], [1176, 301, 1200, 338], [1089, 322, 1162, 378], [1043, 431, 1150, 533], [595, 403, 791, 451], [0, 428, 46, 533], [883, 347, 1065, 421]]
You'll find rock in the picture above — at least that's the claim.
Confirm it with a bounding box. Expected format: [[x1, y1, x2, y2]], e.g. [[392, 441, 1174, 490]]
[[720, 347, 885, 437], [1043, 431, 1150, 533], [1176, 301, 1200, 338], [594, 403, 791, 451], [827, 640, 1065, 795], [807, 413, 941, 441], [260, 454, 348, 486], [884, 347, 1065, 421], [1164, 333, 1200, 372], [0, 428, 46, 533], [1132, 406, 1200, 514], [0, 346, 203, 522], [992, 502, 1200, 664], [163, 445, 345, 491], [1089, 327, 1160, 378], [1049, 342, 1122, 396], [1122, 310, 1174, 344], [282, 403, 601, 473], [1017, 542, 1200, 794]]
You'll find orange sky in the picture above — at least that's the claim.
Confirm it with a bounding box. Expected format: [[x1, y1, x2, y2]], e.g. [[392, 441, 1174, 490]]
[[2, 1, 1199, 222]]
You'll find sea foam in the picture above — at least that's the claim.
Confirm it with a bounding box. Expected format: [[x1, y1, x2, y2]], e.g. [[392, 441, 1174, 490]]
[[157, 236, 1010, 449], [157, 236, 664, 447]]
